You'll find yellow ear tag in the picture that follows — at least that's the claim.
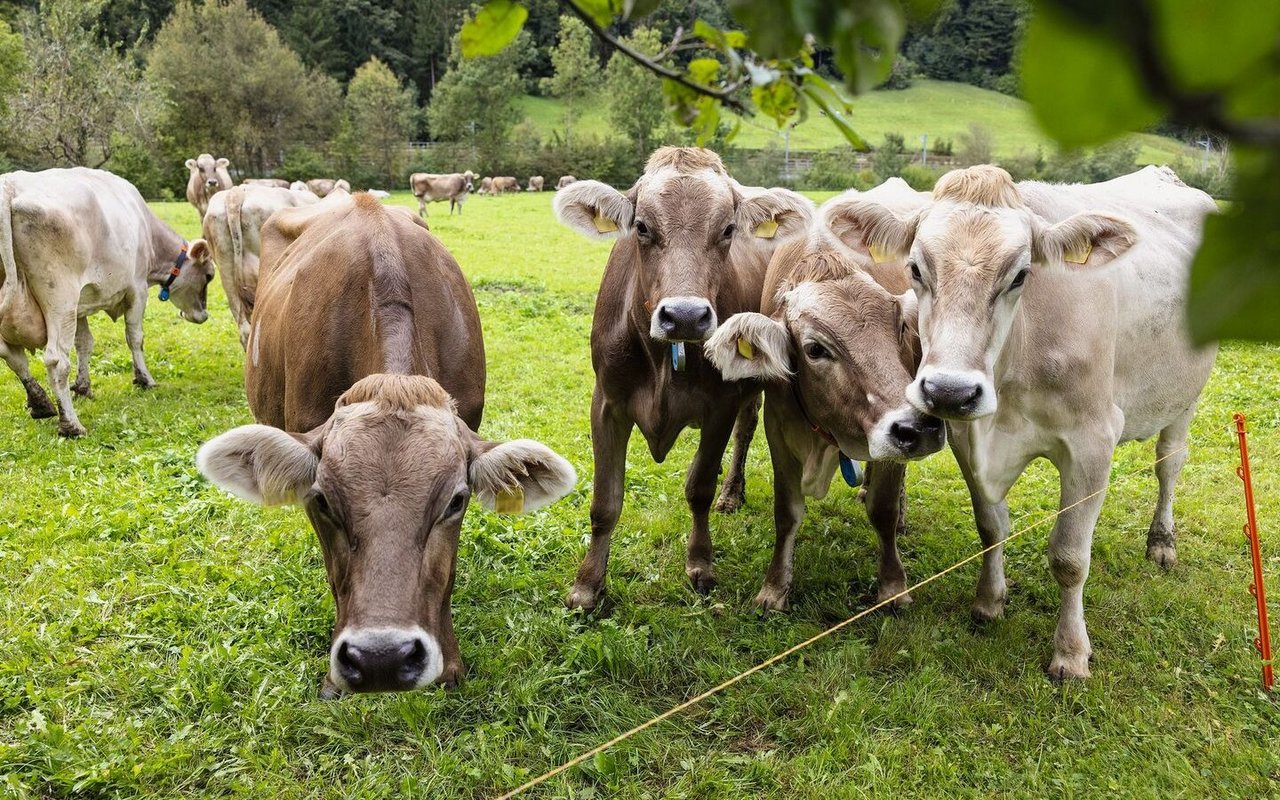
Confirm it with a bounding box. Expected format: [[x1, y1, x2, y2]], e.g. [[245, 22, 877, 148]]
[[754, 219, 779, 239], [868, 243, 891, 263], [495, 486, 524, 514], [1063, 243, 1092, 264], [593, 214, 618, 233], [737, 337, 755, 360]]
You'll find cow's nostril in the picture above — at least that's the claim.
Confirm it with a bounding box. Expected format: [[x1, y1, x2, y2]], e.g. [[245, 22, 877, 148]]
[[890, 421, 919, 447], [697, 307, 713, 329], [337, 642, 362, 680]]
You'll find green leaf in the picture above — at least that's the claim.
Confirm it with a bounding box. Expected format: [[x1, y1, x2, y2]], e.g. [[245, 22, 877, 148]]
[[1152, 0, 1280, 91], [687, 57, 721, 85], [1020, 5, 1162, 146], [623, 0, 662, 20], [1188, 148, 1280, 343], [575, 0, 621, 27], [800, 77, 867, 151], [752, 79, 798, 126], [460, 0, 528, 58]]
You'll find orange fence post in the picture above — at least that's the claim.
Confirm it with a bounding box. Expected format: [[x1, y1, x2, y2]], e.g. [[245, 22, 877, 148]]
[[1234, 412, 1274, 692]]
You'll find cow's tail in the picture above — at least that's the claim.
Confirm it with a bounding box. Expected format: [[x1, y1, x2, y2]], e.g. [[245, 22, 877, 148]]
[[227, 185, 245, 286], [0, 178, 18, 303]]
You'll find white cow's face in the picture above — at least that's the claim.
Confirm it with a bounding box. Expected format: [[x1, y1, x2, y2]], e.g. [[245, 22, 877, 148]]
[[824, 165, 1138, 421], [167, 239, 216, 324]]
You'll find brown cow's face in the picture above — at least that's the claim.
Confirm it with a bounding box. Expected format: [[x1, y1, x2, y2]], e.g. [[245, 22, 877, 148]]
[[707, 275, 943, 461], [196, 375, 576, 696], [167, 239, 215, 324], [186, 153, 227, 191]]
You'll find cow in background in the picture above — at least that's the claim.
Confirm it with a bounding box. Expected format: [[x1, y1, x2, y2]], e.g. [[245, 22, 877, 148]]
[[409, 171, 475, 218], [185, 153, 233, 216], [492, 177, 519, 193], [1, 168, 215, 436], [526, 176, 545, 192], [243, 178, 289, 189], [306, 178, 351, 197], [556, 175, 577, 190]]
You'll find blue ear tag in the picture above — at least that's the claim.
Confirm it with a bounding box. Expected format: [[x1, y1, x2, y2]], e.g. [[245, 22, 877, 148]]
[[671, 341, 687, 371], [839, 453, 863, 487], [158, 287, 170, 301]]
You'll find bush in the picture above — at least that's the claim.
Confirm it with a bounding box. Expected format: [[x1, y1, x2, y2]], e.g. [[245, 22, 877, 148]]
[[930, 137, 954, 157], [958, 123, 995, 166], [1040, 140, 1139, 184], [278, 145, 334, 183], [104, 133, 171, 200], [727, 145, 789, 188], [1173, 155, 1233, 198], [801, 149, 871, 190], [899, 164, 944, 191], [1000, 148, 1046, 182], [879, 55, 916, 90], [870, 132, 910, 178]]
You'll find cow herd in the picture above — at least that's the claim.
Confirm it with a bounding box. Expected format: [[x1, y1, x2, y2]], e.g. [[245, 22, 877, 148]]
[[0, 145, 1219, 695], [409, 170, 574, 219]]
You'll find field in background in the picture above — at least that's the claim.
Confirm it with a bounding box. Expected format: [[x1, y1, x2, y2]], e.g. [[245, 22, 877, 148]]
[[1, 192, 1277, 798], [517, 79, 1194, 164]]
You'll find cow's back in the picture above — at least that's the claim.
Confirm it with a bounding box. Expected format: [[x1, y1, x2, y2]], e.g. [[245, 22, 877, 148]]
[[246, 194, 484, 433]]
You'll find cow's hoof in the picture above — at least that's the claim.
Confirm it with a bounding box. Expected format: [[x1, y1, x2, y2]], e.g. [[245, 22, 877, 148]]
[[318, 675, 343, 700], [133, 375, 157, 390], [438, 661, 465, 689], [28, 399, 57, 419], [58, 419, 87, 438], [72, 383, 93, 398], [1145, 529, 1177, 570], [753, 585, 790, 614], [713, 492, 743, 514], [687, 564, 717, 595], [877, 585, 913, 613], [565, 584, 601, 612], [1047, 651, 1091, 682], [971, 587, 1008, 624]]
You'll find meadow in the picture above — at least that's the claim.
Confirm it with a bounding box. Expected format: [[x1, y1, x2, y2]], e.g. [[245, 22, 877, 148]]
[[1, 190, 1278, 798]]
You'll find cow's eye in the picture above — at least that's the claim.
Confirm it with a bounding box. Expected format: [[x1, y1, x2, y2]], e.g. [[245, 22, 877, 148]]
[[803, 341, 831, 361], [444, 491, 468, 519], [1009, 268, 1030, 292], [908, 261, 922, 283], [635, 220, 651, 240], [720, 223, 736, 242]]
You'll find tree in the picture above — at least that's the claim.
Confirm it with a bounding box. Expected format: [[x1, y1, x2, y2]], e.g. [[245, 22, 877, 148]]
[[340, 56, 418, 185], [539, 14, 599, 142], [145, 0, 341, 176], [0, 17, 24, 119], [605, 26, 666, 158], [428, 27, 527, 166], [4, 0, 149, 168]]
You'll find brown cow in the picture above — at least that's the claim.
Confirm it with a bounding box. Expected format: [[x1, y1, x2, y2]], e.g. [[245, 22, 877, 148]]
[[409, 171, 475, 218], [185, 153, 233, 216], [526, 176, 545, 192], [553, 147, 813, 610], [705, 179, 945, 612], [242, 178, 289, 189], [196, 194, 575, 695], [306, 178, 351, 198], [491, 176, 519, 193], [556, 175, 577, 190]]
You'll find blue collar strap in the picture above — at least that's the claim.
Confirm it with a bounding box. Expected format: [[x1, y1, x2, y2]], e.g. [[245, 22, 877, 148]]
[[671, 341, 687, 371], [159, 244, 189, 301], [839, 453, 863, 488]]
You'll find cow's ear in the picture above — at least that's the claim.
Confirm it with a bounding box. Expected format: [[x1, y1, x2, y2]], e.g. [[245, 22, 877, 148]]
[[187, 238, 211, 261], [197, 425, 319, 506], [823, 193, 919, 263], [737, 188, 814, 241], [185, 158, 196, 170], [468, 438, 576, 514], [1033, 212, 1136, 269], [215, 158, 229, 169], [705, 312, 792, 382], [553, 180, 633, 240]]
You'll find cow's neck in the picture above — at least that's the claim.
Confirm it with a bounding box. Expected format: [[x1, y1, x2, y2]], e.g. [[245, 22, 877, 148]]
[[146, 218, 188, 285]]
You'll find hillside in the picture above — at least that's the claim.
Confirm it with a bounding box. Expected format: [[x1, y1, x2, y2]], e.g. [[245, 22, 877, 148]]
[[517, 79, 1193, 164]]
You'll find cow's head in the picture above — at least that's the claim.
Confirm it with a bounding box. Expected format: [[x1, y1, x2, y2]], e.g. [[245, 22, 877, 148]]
[[462, 171, 475, 193], [706, 241, 943, 461], [196, 374, 576, 695], [825, 165, 1137, 420], [554, 147, 811, 344], [186, 153, 228, 191], [165, 239, 215, 324]]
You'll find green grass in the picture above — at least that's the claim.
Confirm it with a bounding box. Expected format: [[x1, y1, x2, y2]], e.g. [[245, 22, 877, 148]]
[[517, 80, 1194, 164], [2, 191, 1278, 798]]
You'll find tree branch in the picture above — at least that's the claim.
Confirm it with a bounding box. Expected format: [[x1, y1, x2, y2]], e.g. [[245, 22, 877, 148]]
[[558, 0, 748, 114]]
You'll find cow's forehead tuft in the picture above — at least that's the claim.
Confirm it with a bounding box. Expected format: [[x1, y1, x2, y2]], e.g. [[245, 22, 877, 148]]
[[635, 168, 733, 214], [918, 203, 1031, 261]]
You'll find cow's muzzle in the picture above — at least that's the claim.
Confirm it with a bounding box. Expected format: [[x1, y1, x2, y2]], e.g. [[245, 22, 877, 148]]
[[328, 626, 442, 694], [650, 296, 717, 343], [909, 368, 996, 420], [205, 179, 219, 189], [870, 405, 946, 460]]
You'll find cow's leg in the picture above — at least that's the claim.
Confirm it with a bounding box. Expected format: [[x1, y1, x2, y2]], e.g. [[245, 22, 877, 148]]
[[715, 393, 759, 513], [1145, 405, 1194, 569], [72, 316, 94, 398], [124, 297, 156, 389], [0, 339, 56, 419], [416, 196, 427, 219], [566, 389, 632, 610], [437, 569, 463, 687], [755, 406, 804, 612], [951, 425, 1013, 622], [863, 460, 911, 610], [1045, 440, 1115, 680], [41, 311, 84, 437], [685, 408, 737, 594]]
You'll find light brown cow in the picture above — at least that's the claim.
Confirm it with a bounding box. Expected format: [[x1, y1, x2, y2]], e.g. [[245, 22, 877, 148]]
[[553, 147, 813, 610], [833, 165, 1219, 679], [1, 167, 215, 436], [556, 175, 577, 190], [202, 184, 319, 348], [197, 194, 575, 695], [306, 178, 351, 197], [185, 153, 233, 216], [409, 171, 475, 218], [491, 176, 519, 193], [705, 179, 944, 612], [526, 176, 544, 192], [242, 178, 289, 189], [476, 177, 494, 195]]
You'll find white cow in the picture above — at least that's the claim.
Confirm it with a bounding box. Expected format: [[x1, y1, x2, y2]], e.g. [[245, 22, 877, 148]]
[[827, 165, 1218, 679], [203, 184, 319, 348], [0, 168, 216, 436], [185, 153, 233, 217]]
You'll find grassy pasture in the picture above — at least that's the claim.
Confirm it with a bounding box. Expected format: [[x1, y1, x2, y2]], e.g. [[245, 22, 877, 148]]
[[516, 80, 1194, 164], [1, 190, 1278, 798]]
